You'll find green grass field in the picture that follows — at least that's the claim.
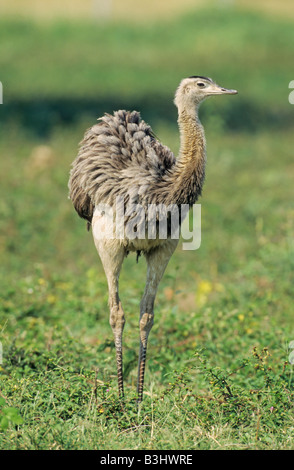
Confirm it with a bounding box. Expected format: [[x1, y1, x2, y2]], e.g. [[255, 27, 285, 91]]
[[0, 6, 294, 449]]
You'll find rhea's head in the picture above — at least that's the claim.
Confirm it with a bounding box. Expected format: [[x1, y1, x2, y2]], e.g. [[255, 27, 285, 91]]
[[174, 76, 238, 112]]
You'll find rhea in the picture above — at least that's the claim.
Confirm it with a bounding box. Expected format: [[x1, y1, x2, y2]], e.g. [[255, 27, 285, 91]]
[[68, 76, 237, 402]]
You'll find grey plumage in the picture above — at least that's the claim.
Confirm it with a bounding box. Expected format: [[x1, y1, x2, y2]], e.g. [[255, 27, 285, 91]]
[[69, 110, 175, 223]]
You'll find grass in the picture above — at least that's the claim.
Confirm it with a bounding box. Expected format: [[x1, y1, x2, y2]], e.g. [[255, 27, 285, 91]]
[[0, 7, 294, 450], [0, 8, 293, 106]]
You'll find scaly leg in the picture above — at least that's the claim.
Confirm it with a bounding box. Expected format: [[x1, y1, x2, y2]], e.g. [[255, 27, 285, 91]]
[[137, 239, 178, 402]]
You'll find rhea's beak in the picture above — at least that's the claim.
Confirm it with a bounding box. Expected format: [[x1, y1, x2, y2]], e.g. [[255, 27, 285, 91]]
[[214, 85, 238, 95]]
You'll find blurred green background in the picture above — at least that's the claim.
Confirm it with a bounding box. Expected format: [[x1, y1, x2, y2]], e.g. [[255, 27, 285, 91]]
[[0, 0, 294, 449]]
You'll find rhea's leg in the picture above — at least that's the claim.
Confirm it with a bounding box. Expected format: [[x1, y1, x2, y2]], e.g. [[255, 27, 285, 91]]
[[109, 298, 125, 398], [137, 239, 178, 402], [94, 238, 126, 398]]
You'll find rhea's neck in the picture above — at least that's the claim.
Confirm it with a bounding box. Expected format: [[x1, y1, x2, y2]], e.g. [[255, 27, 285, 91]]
[[177, 105, 205, 164], [164, 105, 206, 205]]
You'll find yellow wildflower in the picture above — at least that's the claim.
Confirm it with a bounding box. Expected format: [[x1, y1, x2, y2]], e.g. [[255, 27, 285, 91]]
[[198, 280, 213, 294], [47, 294, 57, 304], [196, 280, 213, 306]]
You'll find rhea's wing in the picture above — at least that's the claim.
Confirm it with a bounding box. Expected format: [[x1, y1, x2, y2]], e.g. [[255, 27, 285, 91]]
[[68, 110, 176, 222]]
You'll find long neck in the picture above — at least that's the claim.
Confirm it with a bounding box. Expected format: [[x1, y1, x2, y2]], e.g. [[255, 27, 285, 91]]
[[164, 106, 206, 206]]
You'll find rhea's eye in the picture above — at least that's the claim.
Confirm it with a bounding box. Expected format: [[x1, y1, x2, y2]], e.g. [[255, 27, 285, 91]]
[[197, 82, 205, 88]]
